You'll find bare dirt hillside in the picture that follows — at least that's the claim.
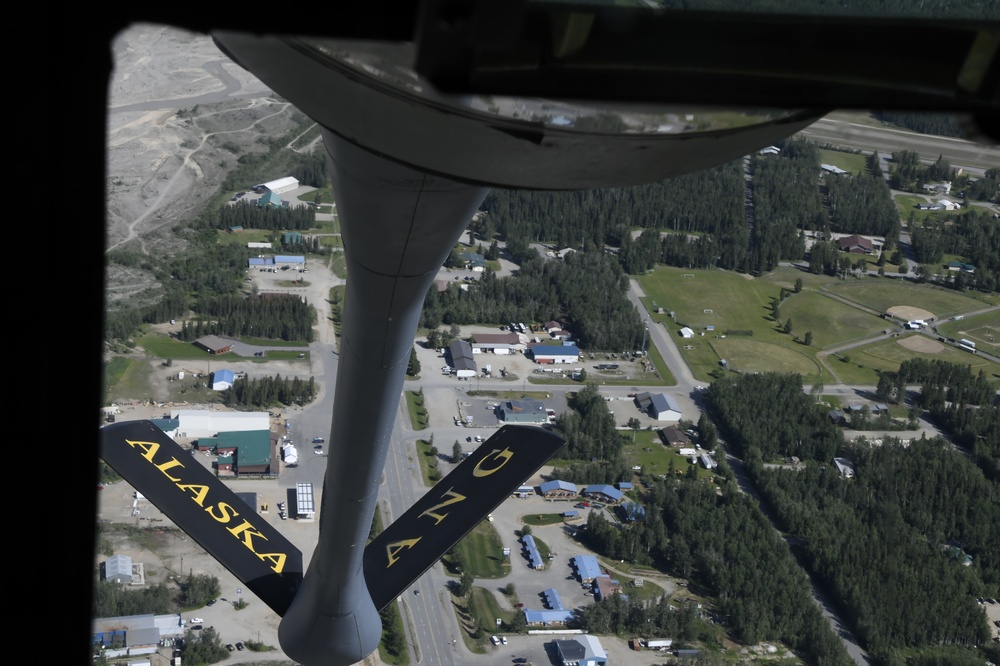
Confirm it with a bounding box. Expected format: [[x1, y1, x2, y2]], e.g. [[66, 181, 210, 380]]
[[105, 23, 302, 305]]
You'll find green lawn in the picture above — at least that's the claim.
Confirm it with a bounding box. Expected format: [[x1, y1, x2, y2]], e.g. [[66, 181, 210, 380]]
[[849, 335, 1000, 383], [103, 356, 132, 400], [448, 521, 509, 578], [827, 281, 985, 318], [622, 431, 716, 480], [639, 267, 842, 382], [819, 149, 866, 175], [781, 291, 888, 348], [415, 438, 438, 486], [405, 391, 430, 431], [936, 310, 1000, 355], [521, 513, 565, 527]]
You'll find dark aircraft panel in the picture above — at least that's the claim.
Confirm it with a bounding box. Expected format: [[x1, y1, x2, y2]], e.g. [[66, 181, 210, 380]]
[[99, 420, 304, 615], [364, 425, 564, 611]]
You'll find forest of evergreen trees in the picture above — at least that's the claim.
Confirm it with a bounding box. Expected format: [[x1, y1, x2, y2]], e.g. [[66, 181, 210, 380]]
[[178, 293, 315, 343], [548, 383, 854, 665], [703, 370, 999, 664], [217, 199, 316, 230], [421, 248, 644, 351], [706, 373, 844, 463], [877, 359, 1000, 480], [223, 374, 316, 407]]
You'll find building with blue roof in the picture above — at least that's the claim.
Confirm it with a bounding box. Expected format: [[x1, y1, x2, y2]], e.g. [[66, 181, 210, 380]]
[[274, 255, 305, 266], [540, 479, 577, 497], [582, 484, 623, 503], [531, 344, 580, 364], [573, 554, 602, 583], [542, 587, 565, 610], [521, 534, 544, 570], [249, 256, 275, 267], [524, 609, 575, 626], [617, 481, 633, 490], [211, 369, 236, 391]]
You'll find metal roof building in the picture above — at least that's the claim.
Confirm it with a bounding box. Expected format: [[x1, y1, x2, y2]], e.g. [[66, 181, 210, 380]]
[[296, 482, 316, 519], [501, 399, 548, 423], [531, 344, 580, 364], [573, 554, 602, 582], [255, 176, 300, 193], [170, 410, 269, 438], [211, 369, 236, 391], [448, 339, 477, 378], [540, 479, 577, 496], [524, 609, 575, 625], [582, 484, 624, 503], [555, 635, 607, 666], [521, 534, 544, 570], [103, 554, 133, 584]]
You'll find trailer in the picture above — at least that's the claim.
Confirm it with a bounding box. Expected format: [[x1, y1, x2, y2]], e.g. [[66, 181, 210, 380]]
[[645, 638, 673, 650]]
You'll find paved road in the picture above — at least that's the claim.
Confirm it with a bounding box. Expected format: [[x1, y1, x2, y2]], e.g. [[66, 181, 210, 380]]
[[798, 116, 1000, 175]]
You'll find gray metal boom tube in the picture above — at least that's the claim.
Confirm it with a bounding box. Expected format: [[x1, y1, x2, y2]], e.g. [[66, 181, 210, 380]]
[[277, 132, 489, 666]]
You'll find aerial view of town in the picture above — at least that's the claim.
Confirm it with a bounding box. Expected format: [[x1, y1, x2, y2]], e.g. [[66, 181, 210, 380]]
[[95, 17, 999, 666]]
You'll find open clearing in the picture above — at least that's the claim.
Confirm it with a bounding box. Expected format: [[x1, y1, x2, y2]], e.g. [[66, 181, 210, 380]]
[[828, 281, 986, 318]]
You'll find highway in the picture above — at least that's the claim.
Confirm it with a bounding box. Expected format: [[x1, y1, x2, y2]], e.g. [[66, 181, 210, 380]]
[[797, 116, 1000, 175]]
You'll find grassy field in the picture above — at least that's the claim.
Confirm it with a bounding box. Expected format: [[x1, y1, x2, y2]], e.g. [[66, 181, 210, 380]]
[[138, 331, 310, 359], [449, 521, 509, 578], [639, 265, 1000, 386], [638, 267, 842, 382], [827, 281, 985, 318], [819, 149, 866, 175], [103, 356, 132, 400], [936, 310, 1000, 355], [828, 335, 1000, 386], [781, 291, 888, 347], [622, 431, 715, 480], [405, 391, 430, 431]]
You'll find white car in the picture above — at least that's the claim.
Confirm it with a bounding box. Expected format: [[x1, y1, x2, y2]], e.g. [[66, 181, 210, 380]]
[[491, 635, 500, 646], [189, 618, 204, 624], [501, 636, 508, 645], [474, 435, 484, 442]]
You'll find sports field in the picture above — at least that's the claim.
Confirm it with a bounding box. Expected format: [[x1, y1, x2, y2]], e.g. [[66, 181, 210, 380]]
[[827, 281, 985, 319], [781, 292, 887, 348], [836, 335, 1000, 386], [935, 310, 1000, 355], [639, 266, 1000, 385]]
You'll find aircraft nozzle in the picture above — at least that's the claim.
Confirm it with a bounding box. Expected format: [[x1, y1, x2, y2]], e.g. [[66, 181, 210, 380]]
[[278, 573, 382, 666]]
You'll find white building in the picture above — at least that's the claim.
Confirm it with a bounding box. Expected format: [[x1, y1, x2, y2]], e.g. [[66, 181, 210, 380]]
[[255, 176, 300, 194], [169, 410, 270, 438], [679, 327, 695, 339]]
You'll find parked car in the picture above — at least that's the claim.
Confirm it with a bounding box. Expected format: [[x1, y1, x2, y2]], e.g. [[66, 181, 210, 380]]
[[491, 635, 500, 646], [312, 437, 325, 444], [226, 644, 235, 652], [189, 618, 204, 624], [206, 599, 217, 606], [501, 636, 508, 645], [474, 435, 484, 442], [236, 642, 244, 651]]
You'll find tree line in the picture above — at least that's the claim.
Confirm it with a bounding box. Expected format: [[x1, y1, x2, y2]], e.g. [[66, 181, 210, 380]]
[[422, 248, 644, 351], [223, 374, 317, 407], [178, 293, 315, 343], [217, 199, 316, 230], [756, 438, 997, 663], [545, 381, 853, 664], [704, 370, 998, 663]]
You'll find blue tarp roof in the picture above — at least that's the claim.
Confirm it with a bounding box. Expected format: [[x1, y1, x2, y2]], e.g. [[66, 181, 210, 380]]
[[534, 345, 580, 355]]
